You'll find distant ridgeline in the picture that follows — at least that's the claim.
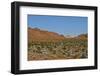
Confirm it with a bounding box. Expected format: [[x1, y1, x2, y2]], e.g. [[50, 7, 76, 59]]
[[28, 27, 87, 42]]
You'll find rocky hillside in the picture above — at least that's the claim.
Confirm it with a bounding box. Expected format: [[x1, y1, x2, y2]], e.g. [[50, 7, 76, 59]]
[[77, 34, 88, 40], [28, 27, 65, 42]]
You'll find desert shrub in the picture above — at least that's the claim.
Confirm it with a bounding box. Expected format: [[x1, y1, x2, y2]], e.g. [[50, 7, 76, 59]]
[[28, 39, 88, 60]]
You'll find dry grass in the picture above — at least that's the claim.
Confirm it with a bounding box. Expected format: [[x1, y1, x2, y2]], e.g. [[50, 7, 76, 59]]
[[28, 38, 88, 61]]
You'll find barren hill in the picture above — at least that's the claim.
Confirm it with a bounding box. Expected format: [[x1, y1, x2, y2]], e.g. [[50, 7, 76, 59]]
[[76, 34, 87, 40], [28, 27, 65, 42]]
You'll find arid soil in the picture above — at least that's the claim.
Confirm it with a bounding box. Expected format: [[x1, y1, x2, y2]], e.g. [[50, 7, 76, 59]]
[[28, 27, 88, 61]]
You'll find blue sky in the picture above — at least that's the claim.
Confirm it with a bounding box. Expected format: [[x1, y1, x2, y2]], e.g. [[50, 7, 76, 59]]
[[28, 15, 88, 36]]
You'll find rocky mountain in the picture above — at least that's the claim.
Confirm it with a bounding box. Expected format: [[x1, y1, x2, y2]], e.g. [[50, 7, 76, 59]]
[[28, 27, 65, 42], [77, 34, 88, 39]]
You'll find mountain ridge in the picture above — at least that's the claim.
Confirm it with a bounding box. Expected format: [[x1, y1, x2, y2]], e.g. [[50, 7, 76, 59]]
[[28, 27, 65, 42], [28, 27, 87, 42]]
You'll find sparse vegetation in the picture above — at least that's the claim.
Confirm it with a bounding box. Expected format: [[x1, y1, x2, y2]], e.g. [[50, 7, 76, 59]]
[[28, 38, 88, 61], [28, 27, 88, 61]]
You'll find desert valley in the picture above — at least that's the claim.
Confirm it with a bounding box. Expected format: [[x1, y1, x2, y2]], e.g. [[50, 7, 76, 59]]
[[28, 27, 88, 61]]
